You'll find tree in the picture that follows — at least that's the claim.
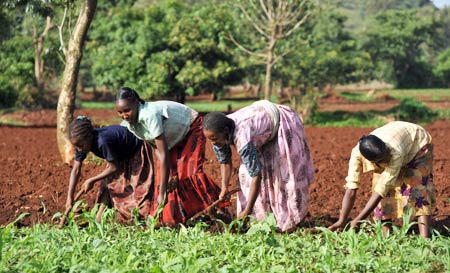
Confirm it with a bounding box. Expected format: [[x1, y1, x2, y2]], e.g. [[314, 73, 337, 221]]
[[228, 0, 312, 100], [273, 3, 373, 122], [2, 1, 57, 104], [56, 0, 97, 163], [87, 2, 181, 99], [439, 6, 450, 48], [0, 36, 34, 108], [362, 9, 442, 87], [434, 48, 450, 87], [168, 2, 243, 101], [277, 4, 372, 93], [33, 16, 55, 91], [86, 1, 242, 102], [361, 0, 433, 15]]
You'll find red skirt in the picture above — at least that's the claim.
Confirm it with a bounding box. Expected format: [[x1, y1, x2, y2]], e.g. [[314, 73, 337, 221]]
[[150, 116, 229, 225]]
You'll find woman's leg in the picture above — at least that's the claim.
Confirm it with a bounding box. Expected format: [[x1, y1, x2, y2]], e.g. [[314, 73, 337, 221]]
[[96, 203, 106, 222], [381, 220, 392, 236], [418, 215, 431, 238], [95, 182, 111, 222]]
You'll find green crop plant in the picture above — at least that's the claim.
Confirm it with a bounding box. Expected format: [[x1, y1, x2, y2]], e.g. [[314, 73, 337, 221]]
[[1, 211, 450, 272]]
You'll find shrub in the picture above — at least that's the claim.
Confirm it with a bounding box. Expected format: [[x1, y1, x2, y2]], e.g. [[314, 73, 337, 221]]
[[389, 97, 437, 123], [0, 77, 18, 108]]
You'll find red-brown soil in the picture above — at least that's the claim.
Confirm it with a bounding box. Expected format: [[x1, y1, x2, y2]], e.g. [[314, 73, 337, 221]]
[[1, 107, 450, 234]]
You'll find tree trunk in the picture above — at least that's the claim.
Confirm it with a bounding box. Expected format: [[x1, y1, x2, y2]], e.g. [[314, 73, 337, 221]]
[[56, 0, 97, 164], [264, 36, 276, 100], [264, 57, 273, 100], [33, 16, 54, 92]]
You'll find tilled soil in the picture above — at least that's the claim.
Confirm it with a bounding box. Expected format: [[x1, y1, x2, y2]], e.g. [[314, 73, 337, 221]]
[[1, 108, 449, 233]]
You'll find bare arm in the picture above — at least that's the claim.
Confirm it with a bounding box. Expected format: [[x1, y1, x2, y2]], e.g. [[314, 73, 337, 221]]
[[66, 160, 82, 210], [82, 161, 119, 193], [238, 174, 262, 218], [219, 162, 232, 199], [154, 134, 170, 205], [350, 192, 382, 227], [329, 188, 357, 231]]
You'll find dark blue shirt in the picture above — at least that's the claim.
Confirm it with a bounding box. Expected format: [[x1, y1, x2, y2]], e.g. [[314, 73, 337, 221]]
[[75, 125, 142, 162]]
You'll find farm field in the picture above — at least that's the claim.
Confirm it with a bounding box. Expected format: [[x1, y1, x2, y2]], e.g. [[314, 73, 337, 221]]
[[1, 98, 450, 232], [1, 97, 450, 271]]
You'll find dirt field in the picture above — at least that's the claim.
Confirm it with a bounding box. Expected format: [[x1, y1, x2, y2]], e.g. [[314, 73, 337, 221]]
[[1, 104, 450, 234]]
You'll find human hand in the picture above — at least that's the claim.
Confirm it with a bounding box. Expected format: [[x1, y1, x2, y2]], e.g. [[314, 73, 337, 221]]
[[237, 209, 250, 220], [349, 219, 359, 229], [65, 197, 73, 211], [156, 193, 166, 207], [328, 220, 346, 232], [219, 188, 229, 200], [82, 179, 95, 194]]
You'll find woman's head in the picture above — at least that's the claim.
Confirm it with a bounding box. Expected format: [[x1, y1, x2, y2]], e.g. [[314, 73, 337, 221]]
[[69, 116, 94, 153], [359, 134, 390, 163], [115, 87, 145, 124], [202, 112, 234, 147]]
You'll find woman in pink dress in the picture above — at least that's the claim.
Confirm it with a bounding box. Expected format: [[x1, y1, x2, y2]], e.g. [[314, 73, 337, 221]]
[[202, 100, 315, 232]]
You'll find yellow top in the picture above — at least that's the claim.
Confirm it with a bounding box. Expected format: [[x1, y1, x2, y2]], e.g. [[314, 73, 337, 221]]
[[345, 121, 431, 197]]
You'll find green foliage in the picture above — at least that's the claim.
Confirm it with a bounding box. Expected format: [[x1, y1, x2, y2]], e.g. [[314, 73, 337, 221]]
[[337, 0, 435, 38], [389, 97, 438, 123], [379, 88, 450, 99], [361, 0, 434, 15], [339, 91, 377, 102], [312, 97, 438, 127], [1, 213, 450, 272], [297, 91, 320, 125], [2, 0, 54, 17], [0, 2, 65, 108], [312, 110, 388, 127], [186, 100, 255, 113], [0, 36, 34, 108], [1, 0, 449, 110], [434, 48, 450, 86], [440, 6, 450, 49], [362, 8, 442, 88], [0, 8, 13, 42], [80, 101, 115, 109], [276, 3, 373, 91], [87, 0, 242, 101]]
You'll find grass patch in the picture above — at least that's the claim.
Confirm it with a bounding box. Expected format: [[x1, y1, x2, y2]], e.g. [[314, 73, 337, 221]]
[[437, 108, 450, 119], [0, 108, 30, 126], [338, 88, 450, 102], [339, 91, 377, 102], [0, 117, 29, 127], [311, 110, 387, 127], [186, 100, 255, 113], [383, 88, 450, 100], [312, 98, 440, 127], [80, 100, 255, 113], [80, 101, 115, 109]]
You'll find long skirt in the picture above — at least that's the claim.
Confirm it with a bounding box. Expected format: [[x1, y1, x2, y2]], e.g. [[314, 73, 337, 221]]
[[373, 143, 436, 220], [150, 116, 229, 226], [237, 105, 315, 232], [97, 141, 154, 222]]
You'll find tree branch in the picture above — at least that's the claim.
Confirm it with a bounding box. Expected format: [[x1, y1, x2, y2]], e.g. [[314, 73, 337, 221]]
[[283, 11, 310, 38], [58, 5, 68, 56], [226, 33, 267, 59], [239, 3, 270, 39]]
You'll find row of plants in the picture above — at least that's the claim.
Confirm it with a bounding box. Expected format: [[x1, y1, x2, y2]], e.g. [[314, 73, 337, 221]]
[[1, 208, 449, 272]]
